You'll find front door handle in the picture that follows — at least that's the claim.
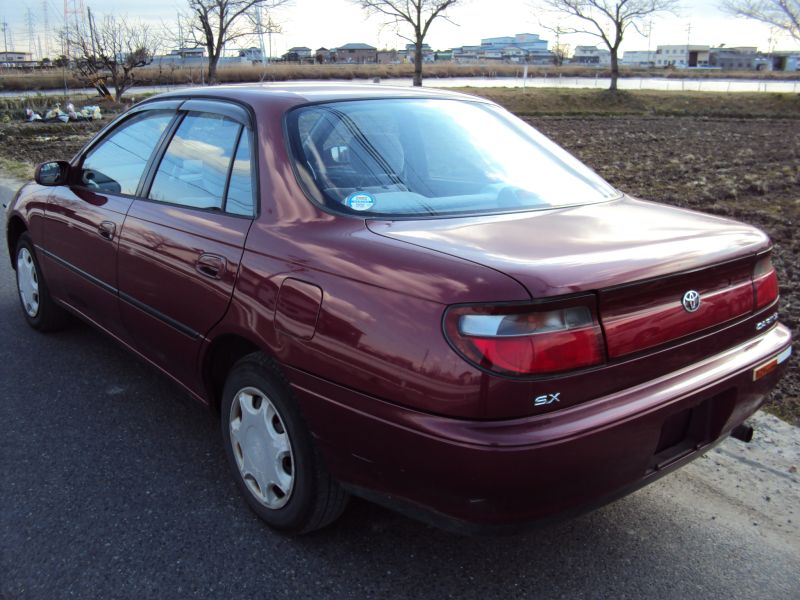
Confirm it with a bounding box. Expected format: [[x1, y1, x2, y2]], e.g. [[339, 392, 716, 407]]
[[97, 221, 116, 241], [195, 254, 227, 280]]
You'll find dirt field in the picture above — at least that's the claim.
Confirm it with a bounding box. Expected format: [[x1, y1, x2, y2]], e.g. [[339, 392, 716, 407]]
[[528, 115, 799, 423], [0, 110, 797, 422]]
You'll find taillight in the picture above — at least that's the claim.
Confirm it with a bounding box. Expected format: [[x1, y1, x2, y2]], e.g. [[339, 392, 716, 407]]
[[753, 255, 779, 309], [444, 298, 605, 376]]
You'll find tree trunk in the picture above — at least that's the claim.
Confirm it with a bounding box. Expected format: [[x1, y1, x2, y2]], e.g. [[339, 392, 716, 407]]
[[208, 55, 218, 85], [609, 49, 619, 91], [413, 37, 423, 87]]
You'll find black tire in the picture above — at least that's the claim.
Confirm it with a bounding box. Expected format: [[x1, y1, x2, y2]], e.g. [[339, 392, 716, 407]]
[[14, 233, 69, 332], [221, 352, 349, 533]]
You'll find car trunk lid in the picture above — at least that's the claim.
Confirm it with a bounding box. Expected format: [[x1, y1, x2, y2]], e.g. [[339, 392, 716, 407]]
[[367, 196, 770, 358]]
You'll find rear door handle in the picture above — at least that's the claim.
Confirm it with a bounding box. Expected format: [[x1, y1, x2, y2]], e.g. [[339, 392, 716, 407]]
[[195, 254, 227, 280], [97, 221, 116, 241]]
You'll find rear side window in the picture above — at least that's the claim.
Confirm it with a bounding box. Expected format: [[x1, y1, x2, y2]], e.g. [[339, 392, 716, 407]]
[[149, 113, 241, 210], [81, 111, 173, 195], [225, 133, 254, 216]]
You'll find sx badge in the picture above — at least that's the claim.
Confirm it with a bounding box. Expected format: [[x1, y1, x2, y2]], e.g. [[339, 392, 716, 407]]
[[534, 393, 560, 406]]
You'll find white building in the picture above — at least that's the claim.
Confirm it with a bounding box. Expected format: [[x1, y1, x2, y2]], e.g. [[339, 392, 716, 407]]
[[655, 45, 710, 68], [572, 46, 611, 66], [451, 33, 554, 64], [0, 50, 36, 68], [621, 50, 657, 67]]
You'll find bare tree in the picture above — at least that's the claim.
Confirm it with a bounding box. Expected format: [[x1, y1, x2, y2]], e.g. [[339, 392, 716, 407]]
[[551, 26, 571, 66], [552, 41, 571, 65], [722, 0, 800, 41], [70, 14, 159, 101], [177, 0, 290, 85], [540, 0, 679, 90], [353, 1, 460, 86]]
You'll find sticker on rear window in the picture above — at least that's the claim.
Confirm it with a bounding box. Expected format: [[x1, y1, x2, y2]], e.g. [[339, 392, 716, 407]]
[[345, 192, 375, 211]]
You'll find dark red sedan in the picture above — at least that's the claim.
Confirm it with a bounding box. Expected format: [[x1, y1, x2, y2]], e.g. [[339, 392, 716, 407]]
[[5, 84, 791, 533]]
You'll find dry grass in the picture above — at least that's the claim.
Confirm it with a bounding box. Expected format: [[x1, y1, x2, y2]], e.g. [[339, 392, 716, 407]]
[[2, 62, 799, 93]]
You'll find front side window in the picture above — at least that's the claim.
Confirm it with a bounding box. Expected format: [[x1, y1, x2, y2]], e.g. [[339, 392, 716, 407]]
[[288, 99, 619, 218], [81, 110, 173, 195], [149, 113, 242, 211]]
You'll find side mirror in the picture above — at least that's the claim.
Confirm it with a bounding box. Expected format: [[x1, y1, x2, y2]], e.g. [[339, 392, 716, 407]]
[[34, 161, 70, 186]]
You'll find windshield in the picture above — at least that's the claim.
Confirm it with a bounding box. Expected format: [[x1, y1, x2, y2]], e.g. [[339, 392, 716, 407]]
[[287, 98, 619, 218]]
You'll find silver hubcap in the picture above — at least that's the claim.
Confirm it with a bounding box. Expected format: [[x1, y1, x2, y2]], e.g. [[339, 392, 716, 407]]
[[17, 248, 40, 318], [229, 386, 295, 509]]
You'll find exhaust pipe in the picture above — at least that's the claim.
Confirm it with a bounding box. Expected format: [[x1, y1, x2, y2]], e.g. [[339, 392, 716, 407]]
[[731, 424, 754, 443]]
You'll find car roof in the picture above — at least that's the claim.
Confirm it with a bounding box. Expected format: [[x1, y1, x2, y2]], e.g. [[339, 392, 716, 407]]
[[153, 82, 493, 109]]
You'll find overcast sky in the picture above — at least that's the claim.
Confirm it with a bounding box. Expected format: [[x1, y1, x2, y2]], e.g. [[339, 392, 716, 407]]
[[4, 0, 799, 59]]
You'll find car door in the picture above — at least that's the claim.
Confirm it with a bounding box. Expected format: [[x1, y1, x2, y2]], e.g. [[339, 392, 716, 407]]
[[116, 100, 256, 392], [42, 104, 178, 339]]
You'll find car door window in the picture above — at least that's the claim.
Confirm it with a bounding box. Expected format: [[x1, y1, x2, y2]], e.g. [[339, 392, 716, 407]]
[[81, 111, 174, 195], [148, 112, 241, 210], [224, 132, 254, 216]]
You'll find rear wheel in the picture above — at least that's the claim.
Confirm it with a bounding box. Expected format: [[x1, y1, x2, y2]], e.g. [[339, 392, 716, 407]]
[[221, 352, 348, 533], [14, 233, 69, 331]]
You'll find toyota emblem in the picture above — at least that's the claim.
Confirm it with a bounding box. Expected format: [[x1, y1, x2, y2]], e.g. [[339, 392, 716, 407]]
[[682, 290, 701, 313]]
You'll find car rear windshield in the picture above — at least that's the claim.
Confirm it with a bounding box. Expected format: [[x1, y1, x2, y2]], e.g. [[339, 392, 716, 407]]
[[286, 98, 619, 218]]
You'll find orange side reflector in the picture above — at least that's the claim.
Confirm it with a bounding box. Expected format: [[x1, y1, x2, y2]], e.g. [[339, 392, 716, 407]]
[[753, 346, 792, 381], [753, 359, 778, 381]]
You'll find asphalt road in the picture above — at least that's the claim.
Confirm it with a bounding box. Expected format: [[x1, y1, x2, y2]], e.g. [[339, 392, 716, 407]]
[[1, 178, 798, 599]]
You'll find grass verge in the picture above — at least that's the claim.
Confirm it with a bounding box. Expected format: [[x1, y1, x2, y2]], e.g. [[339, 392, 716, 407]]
[[0, 157, 34, 180], [455, 87, 800, 118]]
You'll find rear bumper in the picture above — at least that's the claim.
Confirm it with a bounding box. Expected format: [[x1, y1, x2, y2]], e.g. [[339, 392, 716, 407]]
[[287, 324, 792, 529]]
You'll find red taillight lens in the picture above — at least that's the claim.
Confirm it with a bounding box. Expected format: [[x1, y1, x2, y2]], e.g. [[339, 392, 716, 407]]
[[753, 255, 779, 309], [444, 300, 605, 376]]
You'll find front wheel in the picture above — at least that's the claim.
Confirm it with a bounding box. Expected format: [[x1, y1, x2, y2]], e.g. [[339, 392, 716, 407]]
[[221, 353, 348, 533], [15, 233, 69, 331]]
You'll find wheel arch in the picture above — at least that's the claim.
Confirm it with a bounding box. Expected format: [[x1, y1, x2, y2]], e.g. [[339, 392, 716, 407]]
[[6, 215, 27, 269], [202, 333, 264, 416]]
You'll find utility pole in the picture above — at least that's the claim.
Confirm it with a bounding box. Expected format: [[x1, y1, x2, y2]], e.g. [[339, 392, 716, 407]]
[[254, 6, 266, 62], [177, 14, 183, 50], [42, 0, 51, 58], [1, 20, 8, 53], [87, 6, 96, 57], [27, 8, 36, 57], [264, 14, 281, 64]]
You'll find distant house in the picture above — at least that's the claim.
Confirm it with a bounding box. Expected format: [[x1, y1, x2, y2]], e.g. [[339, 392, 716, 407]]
[[171, 48, 205, 59], [377, 49, 401, 64], [452, 45, 482, 62], [238, 47, 264, 63], [315, 47, 335, 63], [288, 46, 312, 59], [572, 46, 611, 66], [0, 51, 36, 68], [151, 47, 206, 68], [404, 43, 434, 63], [335, 43, 377, 64], [655, 45, 710, 68]]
